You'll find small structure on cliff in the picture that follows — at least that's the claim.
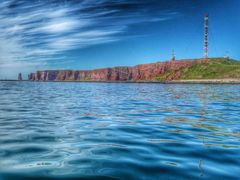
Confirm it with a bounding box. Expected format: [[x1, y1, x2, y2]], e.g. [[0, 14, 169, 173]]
[[18, 73, 22, 81], [171, 49, 175, 62], [224, 51, 229, 59]]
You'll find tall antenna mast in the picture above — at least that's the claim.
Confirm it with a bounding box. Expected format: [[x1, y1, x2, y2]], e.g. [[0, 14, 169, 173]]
[[204, 13, 209, 59]]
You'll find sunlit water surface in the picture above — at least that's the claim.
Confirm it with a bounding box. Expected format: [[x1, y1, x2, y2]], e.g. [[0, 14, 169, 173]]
[[0, 82, 239, 179]]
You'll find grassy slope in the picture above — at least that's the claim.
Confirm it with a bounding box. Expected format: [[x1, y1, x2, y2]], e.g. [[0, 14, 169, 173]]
[[156, 58, 240, 81]]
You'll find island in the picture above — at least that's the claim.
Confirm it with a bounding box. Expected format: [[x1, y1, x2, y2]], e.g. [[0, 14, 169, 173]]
[[28, 58, 240, 83]]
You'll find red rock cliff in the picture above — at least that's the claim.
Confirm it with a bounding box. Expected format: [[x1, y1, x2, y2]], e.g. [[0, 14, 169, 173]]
[[28, 59, 205, 81]]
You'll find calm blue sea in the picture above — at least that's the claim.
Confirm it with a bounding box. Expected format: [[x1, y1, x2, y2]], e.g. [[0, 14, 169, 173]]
[[0, 82, 239, 179]]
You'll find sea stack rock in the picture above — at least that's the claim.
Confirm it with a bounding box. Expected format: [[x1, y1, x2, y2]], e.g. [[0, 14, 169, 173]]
[[18, 73, 22, 81]]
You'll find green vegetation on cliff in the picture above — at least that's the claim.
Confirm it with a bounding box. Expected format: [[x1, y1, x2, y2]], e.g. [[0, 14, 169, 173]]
[[156, 58, 240, 81]]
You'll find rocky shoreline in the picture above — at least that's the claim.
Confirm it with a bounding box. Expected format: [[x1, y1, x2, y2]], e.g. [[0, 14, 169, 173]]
[[2, 79, 240, 84], [169, 79, 240, 84]]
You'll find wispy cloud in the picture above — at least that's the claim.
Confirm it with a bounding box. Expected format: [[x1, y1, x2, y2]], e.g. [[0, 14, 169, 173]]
[[0, 0, 180, 78]]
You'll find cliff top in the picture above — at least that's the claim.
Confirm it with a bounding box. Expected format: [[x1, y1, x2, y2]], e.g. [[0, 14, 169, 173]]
[[156, 58, 240, 81], [35, 58, 207, 72]]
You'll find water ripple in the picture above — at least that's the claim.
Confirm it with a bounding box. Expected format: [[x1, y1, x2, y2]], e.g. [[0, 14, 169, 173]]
[[0, 82, 240, 179]]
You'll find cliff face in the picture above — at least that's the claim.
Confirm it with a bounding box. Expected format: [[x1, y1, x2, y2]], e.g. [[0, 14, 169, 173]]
[[28, 59, 205, 81]]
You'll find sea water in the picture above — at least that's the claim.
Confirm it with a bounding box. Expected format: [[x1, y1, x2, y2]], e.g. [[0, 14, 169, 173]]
[[0, 82, 239, 179]]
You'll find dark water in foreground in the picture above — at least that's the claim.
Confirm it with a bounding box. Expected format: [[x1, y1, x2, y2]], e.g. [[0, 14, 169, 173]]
[[0, 82, 239, 179]]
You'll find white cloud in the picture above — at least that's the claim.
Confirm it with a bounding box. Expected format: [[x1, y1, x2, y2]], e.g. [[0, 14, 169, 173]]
[[37, 18, 82, 33]]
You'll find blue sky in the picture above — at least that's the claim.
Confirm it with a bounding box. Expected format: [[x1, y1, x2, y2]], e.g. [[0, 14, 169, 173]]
[[0, 0, 239, 79]]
